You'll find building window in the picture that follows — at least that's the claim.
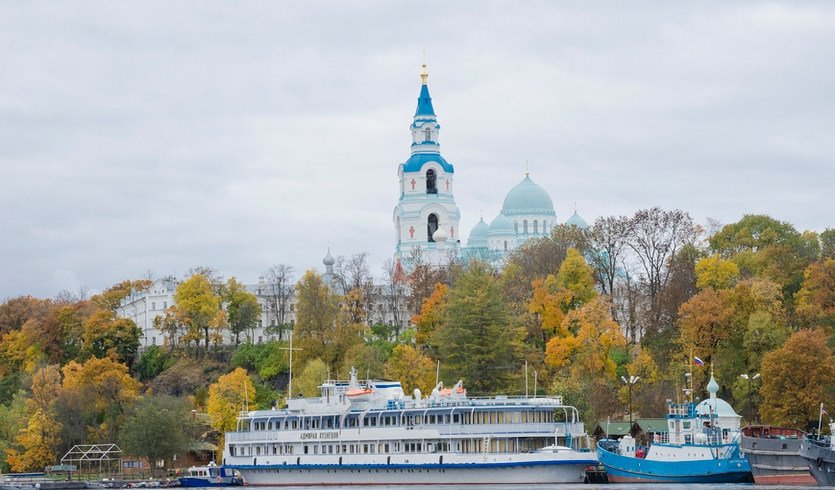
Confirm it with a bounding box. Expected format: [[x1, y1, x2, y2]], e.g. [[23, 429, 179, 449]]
[[427, 213, 439, 242], [426, 169, 437, 194], [504, 240, 508, 251], [523, 220, 528, 234], [424, 127, 431, 142], [151, 302, 156, 310], [152, 337, 156, 345], [258, 336, 263, 344], [534, 220, 538, 234]]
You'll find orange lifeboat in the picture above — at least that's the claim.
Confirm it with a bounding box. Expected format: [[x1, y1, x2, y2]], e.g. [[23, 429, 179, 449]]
[[346, 387, 373, 402]]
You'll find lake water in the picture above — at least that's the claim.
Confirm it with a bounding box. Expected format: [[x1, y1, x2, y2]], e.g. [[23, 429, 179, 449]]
[[229, 485, 816, 490]]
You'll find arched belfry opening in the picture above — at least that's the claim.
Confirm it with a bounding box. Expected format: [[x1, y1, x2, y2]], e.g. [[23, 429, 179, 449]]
[[426, 169, 437, 194], [427, 213, 439, 242]]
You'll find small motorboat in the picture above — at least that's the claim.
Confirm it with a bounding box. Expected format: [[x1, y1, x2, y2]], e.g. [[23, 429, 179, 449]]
[[178, 463, 240, 487]]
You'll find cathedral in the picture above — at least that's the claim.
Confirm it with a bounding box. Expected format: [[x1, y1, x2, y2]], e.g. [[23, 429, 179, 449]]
[[392, 65, 588, 268]]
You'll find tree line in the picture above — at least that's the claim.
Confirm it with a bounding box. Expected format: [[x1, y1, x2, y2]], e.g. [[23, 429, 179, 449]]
[[0, 210, 832, 473]]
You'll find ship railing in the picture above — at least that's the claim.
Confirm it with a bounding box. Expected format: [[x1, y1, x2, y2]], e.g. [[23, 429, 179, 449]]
[[653, 432, 670, 444]]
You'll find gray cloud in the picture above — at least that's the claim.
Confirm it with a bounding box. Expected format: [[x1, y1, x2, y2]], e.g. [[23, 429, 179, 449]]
[[1, 1, 833, 298]]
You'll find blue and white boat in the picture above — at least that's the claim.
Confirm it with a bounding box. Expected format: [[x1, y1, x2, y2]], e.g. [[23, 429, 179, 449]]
[[178, 462, 241, 487], [597, 374, 752, 483], [221, 368, 597, 485]]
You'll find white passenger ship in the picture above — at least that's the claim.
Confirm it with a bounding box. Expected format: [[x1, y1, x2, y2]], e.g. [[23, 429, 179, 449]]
[[222, 369, 596, 485]]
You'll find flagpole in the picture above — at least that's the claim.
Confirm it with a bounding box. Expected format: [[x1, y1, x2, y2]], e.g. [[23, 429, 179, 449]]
[[819, 402, 824, 435]]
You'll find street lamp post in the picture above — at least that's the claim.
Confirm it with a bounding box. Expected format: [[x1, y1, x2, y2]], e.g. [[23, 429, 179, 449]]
[[740, 373, 760, 422], [621, 375, 640, 425]]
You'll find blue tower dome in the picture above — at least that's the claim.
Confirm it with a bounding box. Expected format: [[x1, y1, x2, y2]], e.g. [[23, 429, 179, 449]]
[[501, 175, 556, 217], [466, 218, 490, 248], [488, 213, 515, 236], [565, 211, 589, 229]]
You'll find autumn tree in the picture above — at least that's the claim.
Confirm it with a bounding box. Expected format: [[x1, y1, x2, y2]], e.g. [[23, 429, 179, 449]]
[[82, 309, 141, 365], [384, 344, 435, 395], [545, 297, 627, 419], [695, 255, 740, 290], [795, 258, 835, 331], [528, 248, 598, 347], [224, 278, 261, 345], [709, 215, 818, 299], [404, 247, 449, 315], [760, 329, 835, 427], [154, 305, 185, 351], [91, 279, 152, 312], [61, 357, 140, 443], [0, 392, 27, 472], [5, 365, 62, 472], [676, 288, 734, 367], [294, 270, 361, 368], [412, 283, 448, 348], [545, 297, 626, 377], [434, 261, 526, 394], [503, 226, 586, 305], [207, 367, 256, 460], [174, 274, 222, 355]]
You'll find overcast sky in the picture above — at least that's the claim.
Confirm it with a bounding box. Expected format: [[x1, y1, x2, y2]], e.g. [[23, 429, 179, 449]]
[[1, 1, 833, 299]]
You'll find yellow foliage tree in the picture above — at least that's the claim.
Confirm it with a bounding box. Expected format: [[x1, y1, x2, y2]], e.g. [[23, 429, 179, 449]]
[[62, 357, 140, 415], [795, 258, 835, 330], [207, 368, 256, 434], [207, 368, 256, 462], [695, 255, 740, 290], [384, 344, 435, 394], [545, 297, 626, 378], [529, 248, 598, 342], [760, 329, 835, 427], [412, 283, 448, 347], [5, 365, 63, 472], [677, 288, 735, 365]]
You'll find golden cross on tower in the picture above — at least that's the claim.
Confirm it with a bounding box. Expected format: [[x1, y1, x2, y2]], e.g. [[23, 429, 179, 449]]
[[420, 50, 429, 84]]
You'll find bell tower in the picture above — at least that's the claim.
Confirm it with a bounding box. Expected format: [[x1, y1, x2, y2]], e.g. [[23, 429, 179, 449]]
[[393, 64, 461, 267]]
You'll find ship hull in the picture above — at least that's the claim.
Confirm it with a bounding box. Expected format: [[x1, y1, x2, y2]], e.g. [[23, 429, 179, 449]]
[[741, 433, 814, 485], [598, 444, 753, 484], [799, 439, 835, 487], [230, 457, 596, 486]]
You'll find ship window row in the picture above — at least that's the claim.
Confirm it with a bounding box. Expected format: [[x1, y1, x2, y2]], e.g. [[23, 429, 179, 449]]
[[230, 438, 553, 456], [246, 410, 552, 432]]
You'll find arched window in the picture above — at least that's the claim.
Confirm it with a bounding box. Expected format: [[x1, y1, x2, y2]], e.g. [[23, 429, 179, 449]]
[[426, 169, 437, 194], [424, 127, 431, 142], [523, 220, 528, 234], [427, 214, 439, 242], [533, 220, 538, 234], [514, 222, 519, 234]]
